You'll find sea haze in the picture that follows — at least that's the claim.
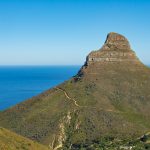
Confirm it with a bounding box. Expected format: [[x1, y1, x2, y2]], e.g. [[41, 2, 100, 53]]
[[0, 66, 81, 110]]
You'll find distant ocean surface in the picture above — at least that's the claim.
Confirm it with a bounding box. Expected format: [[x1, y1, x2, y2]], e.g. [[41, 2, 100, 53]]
[[0, 66, 81, 110]]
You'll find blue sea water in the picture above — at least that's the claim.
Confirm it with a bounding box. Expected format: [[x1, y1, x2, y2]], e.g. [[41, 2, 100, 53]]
[[0, 66, 80, 110]]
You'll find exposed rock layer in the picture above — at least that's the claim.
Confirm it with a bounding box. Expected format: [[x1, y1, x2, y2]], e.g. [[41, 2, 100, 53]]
[[85, 32, 139, 66]]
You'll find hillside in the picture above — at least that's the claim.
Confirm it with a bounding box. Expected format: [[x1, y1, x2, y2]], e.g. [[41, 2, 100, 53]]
[[0, 127, 49, 150], [0, 32, 150, 149]]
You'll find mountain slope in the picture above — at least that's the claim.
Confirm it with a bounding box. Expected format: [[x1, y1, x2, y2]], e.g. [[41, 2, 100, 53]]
[[0, 32, 150, 149], [0, 127, 49, 150]]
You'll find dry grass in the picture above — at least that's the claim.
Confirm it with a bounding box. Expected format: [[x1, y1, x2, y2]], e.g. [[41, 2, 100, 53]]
[[0, 127, 49, 150]]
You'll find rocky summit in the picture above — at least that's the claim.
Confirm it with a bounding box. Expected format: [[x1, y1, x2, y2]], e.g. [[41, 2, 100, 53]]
[[1, 32, 150, 150], [86, 32, 138, 64], [78, 32, 141, 77]]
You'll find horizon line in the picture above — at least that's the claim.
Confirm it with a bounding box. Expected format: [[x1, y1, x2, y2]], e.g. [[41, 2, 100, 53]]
[[0, 64, 82, 67]]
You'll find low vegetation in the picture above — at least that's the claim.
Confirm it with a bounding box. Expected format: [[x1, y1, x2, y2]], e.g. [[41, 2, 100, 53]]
[[0, 127, 49, 150]]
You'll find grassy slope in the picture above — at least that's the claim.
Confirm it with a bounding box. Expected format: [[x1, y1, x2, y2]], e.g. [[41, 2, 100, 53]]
[[60, 62, 150, 148], [0, 88, 75, 147], [0, 60, 150, 149], [0, 127, 49, 150]]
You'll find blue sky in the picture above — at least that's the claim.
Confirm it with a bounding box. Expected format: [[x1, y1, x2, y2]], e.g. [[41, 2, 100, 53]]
[[0, 0, 150, 65]]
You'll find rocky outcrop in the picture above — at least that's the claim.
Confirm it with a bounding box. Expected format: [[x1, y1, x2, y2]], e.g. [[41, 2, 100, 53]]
[[104, 32, 131, 50], [85, 32, 139, 65]]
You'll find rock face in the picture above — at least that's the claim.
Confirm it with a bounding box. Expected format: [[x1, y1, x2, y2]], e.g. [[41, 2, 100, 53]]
[[85, 32, 139, 65], [105, 32, 131, 50]]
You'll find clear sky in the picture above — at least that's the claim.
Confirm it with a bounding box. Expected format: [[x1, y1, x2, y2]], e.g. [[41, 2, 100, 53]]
[[0, 0, 150, 65]]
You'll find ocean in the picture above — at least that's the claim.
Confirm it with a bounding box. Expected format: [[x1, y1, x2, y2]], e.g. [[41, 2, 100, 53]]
[[0, 66, 81, 110]]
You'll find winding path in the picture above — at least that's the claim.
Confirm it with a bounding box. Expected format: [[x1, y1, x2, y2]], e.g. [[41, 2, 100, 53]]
[[51, 87, 125, 150], [55, 87, 122, 114], [55, 87, 80, 107]]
